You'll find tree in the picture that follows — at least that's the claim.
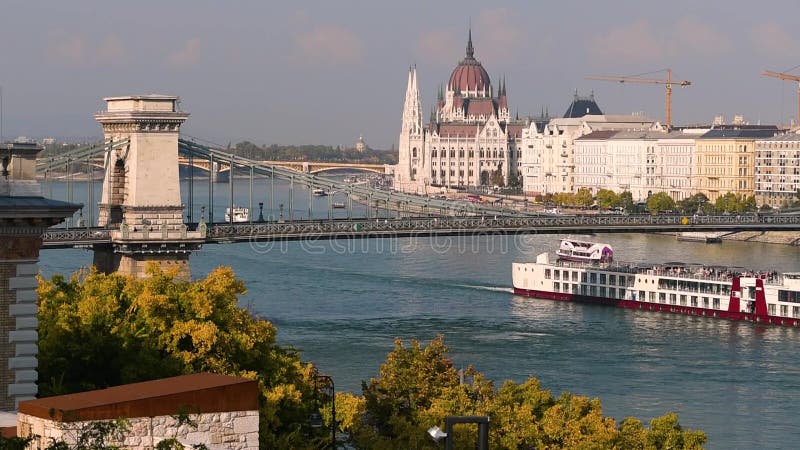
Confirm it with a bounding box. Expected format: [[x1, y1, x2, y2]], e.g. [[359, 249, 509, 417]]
[[677, 193, 709, 215], [620, 191, 635, 213], [490, 169, 505, 187], [338, 336, 706, 449], [646, 192, 676, 214], [596, 189, 621, 209], [37, 265, 322, 449], [574, 188, 594, 208]]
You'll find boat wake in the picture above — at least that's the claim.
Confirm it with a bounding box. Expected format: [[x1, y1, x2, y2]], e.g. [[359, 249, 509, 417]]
[[455, 284, 514, 294]]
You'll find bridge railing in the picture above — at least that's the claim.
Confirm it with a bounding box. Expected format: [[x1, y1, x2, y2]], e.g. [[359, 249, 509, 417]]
[[36, 139, 131, 173]]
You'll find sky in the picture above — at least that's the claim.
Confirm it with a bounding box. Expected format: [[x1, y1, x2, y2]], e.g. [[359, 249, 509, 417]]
[[2, 0, 800, 148]]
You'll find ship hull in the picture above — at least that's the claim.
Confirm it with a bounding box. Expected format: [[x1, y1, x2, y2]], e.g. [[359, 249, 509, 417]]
[[513, 287, 800, 327]]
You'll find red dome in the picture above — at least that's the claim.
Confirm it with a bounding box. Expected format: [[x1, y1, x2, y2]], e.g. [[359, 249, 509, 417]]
[[448, 29, 490, 93], [448, 60, 490, 93]]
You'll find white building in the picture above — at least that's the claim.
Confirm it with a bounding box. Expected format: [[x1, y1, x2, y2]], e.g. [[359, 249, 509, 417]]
[[395, 31, 525, 194], [520, 93, 657, 197], [574, 130, 697, 202], [755, 132, 800, 207]]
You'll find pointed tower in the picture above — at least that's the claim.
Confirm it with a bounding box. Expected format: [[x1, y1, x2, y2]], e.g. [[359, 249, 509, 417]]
[[396, 66, 426, 193]]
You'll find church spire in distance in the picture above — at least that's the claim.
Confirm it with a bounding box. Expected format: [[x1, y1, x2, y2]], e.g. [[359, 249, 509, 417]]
[[466, 27, 474, 59]]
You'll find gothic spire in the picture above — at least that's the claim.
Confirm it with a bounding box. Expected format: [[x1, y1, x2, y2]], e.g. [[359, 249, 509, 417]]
[[466, 28, 474, 59]]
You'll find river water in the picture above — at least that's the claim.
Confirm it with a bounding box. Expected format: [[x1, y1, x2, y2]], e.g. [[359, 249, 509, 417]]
[[39, 180, 800, 449]]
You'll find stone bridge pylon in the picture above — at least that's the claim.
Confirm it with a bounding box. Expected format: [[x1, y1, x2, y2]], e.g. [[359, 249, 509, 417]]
[[93, 95, 204, 279]]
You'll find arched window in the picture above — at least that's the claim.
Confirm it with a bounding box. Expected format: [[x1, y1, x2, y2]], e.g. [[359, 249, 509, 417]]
[[412, 147, 418, 158]]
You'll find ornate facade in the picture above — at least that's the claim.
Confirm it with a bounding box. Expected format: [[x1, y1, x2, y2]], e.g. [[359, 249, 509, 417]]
[[395, 31, 525, 194]]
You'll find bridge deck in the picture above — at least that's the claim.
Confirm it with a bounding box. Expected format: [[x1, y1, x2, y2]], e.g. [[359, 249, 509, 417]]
[[42, 214, 800, 248]]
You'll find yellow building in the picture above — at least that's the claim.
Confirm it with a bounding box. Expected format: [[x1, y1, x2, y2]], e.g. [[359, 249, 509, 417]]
[[694, 128, 777, 202]]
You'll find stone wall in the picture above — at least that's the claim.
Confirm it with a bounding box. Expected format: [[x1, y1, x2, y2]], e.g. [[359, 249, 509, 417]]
[[18, 410, 259, 450]]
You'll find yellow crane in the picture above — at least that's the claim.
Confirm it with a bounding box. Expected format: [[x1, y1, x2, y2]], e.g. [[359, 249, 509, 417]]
[[762, 69, 800, 126], [585, 69, 691, 129]]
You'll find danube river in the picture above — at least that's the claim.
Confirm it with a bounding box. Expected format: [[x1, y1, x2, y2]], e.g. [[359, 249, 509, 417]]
[[39, 180, 800, 449]]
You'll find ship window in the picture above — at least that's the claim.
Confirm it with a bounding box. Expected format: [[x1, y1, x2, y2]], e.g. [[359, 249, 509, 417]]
[[589, 286, 597, 296], [589, 273, 597, 284], [649, 292, 656, 301], [554, 282, 560, 291], [609, 275, 616, 285], [619, 276, 627, 287], [544, 269, 551, 279], [581, 273, 587, 283], [779, 290, 800, 303], [670, 294, 677, 305], [572, 272, 578, 282], [609, 288, 616, 298], [702, 297, 709, 308], [680, 295, 687, 306], [713, 298, 720, 309], [639, 290, 645, 301], [793, 306, 800, 318], [599, 274, 607, 285], [659, 293, 667, 303], [691, 296, 698, 307], [554, 270, 560, 280], [619, 289, 626, 299], [581, 285, 588, 295], [780, 305, 788, 316], [768, 304, 776, 315], [563, 283, 570, 293], [599, 287, 607, 297], [573, 284, 580, 294]]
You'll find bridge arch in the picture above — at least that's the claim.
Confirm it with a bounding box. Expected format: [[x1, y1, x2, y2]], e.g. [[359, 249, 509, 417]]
[[309, 166, 385, 174]]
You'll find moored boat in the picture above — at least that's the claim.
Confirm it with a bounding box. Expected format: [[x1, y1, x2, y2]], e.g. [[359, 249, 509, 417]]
[[312, 188, 328, 196], [332, 202, 346, 209], [512, 249, 800, 327], [555, 238, 614, 263], [224, 206, 249, 223]]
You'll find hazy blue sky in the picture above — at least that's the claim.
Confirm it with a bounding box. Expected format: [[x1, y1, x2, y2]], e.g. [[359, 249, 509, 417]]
[[2, 0, 800, 148]]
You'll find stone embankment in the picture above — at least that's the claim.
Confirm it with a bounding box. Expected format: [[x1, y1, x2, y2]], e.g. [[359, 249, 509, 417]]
[[722, 231, 800, 246]]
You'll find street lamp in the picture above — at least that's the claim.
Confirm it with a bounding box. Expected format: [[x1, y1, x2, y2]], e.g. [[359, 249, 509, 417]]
[[427, 416, 489, 450], [279, 203, 284, 222], [309, 373, 336, 448]]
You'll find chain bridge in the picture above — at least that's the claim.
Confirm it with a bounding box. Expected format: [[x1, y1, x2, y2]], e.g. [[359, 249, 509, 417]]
[[34, 95, 800, 277]]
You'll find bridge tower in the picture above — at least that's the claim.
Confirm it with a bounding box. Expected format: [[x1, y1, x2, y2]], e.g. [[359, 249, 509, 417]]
[[93, 95, 204, 279]]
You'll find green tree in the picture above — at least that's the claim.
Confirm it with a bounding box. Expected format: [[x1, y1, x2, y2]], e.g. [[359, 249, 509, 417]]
[[574, 188, 594, 208], [596, 189, 621, 209], [677, 193, 709, 214], [338, 336, 706, 449], [646, 192, 676, 214], [37, 266, 322, 449], [490, 168, 505, 187], [620, 191, 635, 213]]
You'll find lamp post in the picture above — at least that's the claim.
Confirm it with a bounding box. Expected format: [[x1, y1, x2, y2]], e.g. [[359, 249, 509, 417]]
[[279, 203, 284, 222], [309, 373, 336, 448], [427, 416, 489, 450], [258, 202, 264, 222]]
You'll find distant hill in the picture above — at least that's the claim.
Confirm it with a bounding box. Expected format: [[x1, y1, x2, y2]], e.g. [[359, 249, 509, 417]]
[[229, 141, 397, 164]]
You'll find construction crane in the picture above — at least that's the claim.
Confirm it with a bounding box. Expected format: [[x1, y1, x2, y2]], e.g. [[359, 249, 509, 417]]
[[585, 69, 691, 130], [762, 69, 800, 127]]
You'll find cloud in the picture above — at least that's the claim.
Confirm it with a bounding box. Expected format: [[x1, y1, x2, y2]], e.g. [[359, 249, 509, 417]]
[[47, 35, 88, 66], [589, 20, 666, 64], [589, 17, 730, 64], [46, 33, 131, 67], [673, 16, 731, 54], [168, 38, 201, 67], [292, 24, 364, 66], [97, 35, 129, 65], [750, 22, 800, 59], [475, 8, 525, 62], [415, 30, 461, 66]]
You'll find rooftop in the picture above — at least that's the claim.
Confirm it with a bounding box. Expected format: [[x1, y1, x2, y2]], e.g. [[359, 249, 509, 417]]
[[19, 373, 258, 422]]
